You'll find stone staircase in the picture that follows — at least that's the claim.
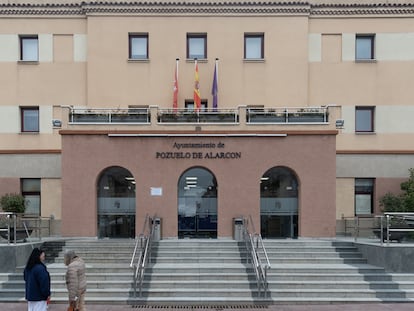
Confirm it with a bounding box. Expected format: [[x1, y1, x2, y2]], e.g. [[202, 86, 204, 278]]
[[139, 239, 259, 305], [1, 238, 414, 305], [0, 239, 137, 304], [262, 240, 414, 303]]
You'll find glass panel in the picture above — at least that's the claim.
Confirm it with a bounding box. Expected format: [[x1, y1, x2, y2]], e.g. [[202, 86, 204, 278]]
[[355, 194, 372, 215], [24, 195, 40, 215], [22, 179, 41, 192], [23, 109, 39, 132], [356, 108, 373, 132], [245, 37, 262, 59], [22, 38, 38, 61], [355, 178, 374, 192], [356, 37, 373, 60], [131, 37, 147, 59], [189, 37, 205, 59], [178, 167, 217, 238]]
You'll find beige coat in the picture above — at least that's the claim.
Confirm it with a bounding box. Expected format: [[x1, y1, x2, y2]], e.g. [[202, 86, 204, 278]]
[[65, 257, 87, 301]]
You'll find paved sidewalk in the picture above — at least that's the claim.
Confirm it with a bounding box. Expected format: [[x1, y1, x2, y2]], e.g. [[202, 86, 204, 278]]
[[1, 303, 414, 311]]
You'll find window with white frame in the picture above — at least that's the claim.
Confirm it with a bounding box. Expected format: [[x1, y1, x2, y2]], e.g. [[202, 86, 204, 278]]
[[20, 35, 39, 61], [355, 106, 375, 133], [129, 33, 149, 60], [244, 33, 264, 59], [356, 34, 375, 60]]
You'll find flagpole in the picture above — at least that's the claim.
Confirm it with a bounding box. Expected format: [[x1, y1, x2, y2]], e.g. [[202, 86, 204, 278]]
[[215, 58, 219, 111], [212, 58, 219, 112]]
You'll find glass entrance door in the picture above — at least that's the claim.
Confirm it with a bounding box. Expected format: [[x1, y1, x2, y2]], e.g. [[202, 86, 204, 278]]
[[97, 166, 136, 238], [260, 166, 299, 239], [178, 167, 217, 238]]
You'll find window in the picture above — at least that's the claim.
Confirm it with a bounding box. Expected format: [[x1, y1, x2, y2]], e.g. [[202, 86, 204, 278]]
[[129, 33, 148, 59], [244, 33, 264, 59], [185, 99, 207, 111], [20, 35, 38, 61], [21, 107, 39, 133], [355, 178, 375, 215], [21, 178, 41, 216], [187, 33, 207, 59], [355, 106, 375, 133], [356, 34, 375, 60]]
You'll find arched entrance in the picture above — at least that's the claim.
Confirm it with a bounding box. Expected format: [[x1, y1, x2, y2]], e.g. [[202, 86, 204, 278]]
[[97, 166, 136, 238], [260, 166, 298, 239], [178, 167, 217, 238]]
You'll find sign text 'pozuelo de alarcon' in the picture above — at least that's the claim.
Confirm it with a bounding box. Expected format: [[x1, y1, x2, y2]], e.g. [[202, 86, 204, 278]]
[[155, 141, 241, 160]]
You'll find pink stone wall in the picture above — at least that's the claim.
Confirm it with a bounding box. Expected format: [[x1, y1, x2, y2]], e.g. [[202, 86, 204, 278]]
[[61, 133, 337, 238], [0, 178, 20, 199]]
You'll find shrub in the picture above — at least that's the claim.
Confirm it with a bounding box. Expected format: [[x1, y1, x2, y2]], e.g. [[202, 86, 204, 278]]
[[0, 193, 26, 213], [379, 168, 414, 213]]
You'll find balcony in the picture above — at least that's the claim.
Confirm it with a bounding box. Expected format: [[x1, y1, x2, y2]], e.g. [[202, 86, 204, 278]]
[[68, 106, 329, 125], [63, 105, 337, 133]]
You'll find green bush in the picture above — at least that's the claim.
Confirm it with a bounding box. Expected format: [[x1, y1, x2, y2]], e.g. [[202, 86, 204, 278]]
[[379, 168, 414, 213], [0, 193, 26, 213]]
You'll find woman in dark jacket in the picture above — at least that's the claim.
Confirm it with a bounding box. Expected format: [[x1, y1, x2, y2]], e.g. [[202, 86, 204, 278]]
[[24, 248, 51, 311]]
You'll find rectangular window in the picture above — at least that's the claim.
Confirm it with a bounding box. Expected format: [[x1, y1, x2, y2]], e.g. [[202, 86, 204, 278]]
[[129, 33, 149, 59], [185, 99, 207, 111], [21, 107, 39, 133], [20, 35, 39, 61], [355, 106, 375, 133], [187, 33, 207, 59], [355, 178, 375, 215], [244, 33, 264, 59], [21, 178, 41, 216], [356, 34, 375, 60]]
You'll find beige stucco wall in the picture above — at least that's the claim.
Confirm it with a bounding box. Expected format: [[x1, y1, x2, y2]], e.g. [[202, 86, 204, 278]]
[[336, 178, 355, 219], [41, 178, 61, 219], [85, 15, 309, 109]]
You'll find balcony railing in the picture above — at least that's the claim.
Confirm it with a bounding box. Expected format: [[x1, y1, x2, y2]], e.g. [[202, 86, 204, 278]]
[[157, 108, 239, 124], [247, 107, 328, 124], [67, 106, 330, 125], [69, 108, 150, 124]]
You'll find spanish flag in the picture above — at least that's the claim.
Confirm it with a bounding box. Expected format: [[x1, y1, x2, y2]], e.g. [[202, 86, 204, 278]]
[[194, 60, 201, 110]]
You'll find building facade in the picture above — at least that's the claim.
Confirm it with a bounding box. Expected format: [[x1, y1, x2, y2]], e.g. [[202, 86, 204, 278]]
[[0, 0, 413, 239]]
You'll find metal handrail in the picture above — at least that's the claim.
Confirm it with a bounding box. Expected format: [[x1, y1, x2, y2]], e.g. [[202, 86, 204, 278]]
[[131, 215, 156, 298], [241, 218, 270, 298], [383, 213, 414, 245], [0, 213, 49, 244], [348, 213, 414, 245]]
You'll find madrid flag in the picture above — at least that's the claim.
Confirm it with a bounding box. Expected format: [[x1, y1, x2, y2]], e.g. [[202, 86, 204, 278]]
[[173, 59, 179, 111]]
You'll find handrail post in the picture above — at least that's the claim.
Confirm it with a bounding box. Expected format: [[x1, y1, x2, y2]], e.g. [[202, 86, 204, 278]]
[[354, 216, 358, 242], [13, 214, 17, 245], [386, 214, 390, 245], [380, 215, 384, 246]]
